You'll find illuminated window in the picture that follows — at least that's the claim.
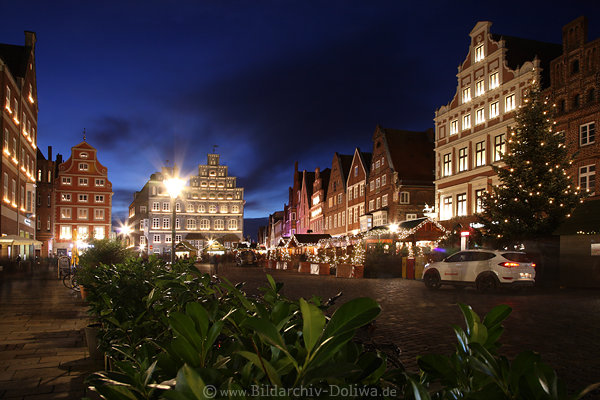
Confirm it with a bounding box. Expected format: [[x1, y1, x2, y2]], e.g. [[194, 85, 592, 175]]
[[152, 202, 160, 211], [475, 141, 486, 167], [228, 219, 238, 230], [60, 225, 72, 239], [580, 122, 596, 146], [186, 204, 194, 212], [354, 166, 358, 176], [369, 199, 374, 211], [490, 101, 499, 119], [152, 218, 160, 228], [175, 202, 181, 212], [187, 219, 196, 229], [80, 152, 88, 158], [162, 202, 170, 212], [60, 208, 71, 219], [199, 204, 206, 213], [153, 234, 161, 243], [475, 80, 484, 97], [494, 134, 506, 161], [5, 86, 10, 111], [95, 209, 104, 220], [458, 147, 468, 172], [463, 114, 471, 130], [462, 87, 471, 103], [165, 235, 171, 243], [3, 128, 8, 152], [209, 204, 216, 213], [505, 94, 516, 112], [94, 226, 105, 239], [489, 72, 499, 89], [580, 165, 596, 195], [475, 189, 485, 213], [78, 208, 88, 220], [475, 44, 484, 62], [200, 219, 210, 230], [175, 218, 180, 229], [382, 174, 386, 186], [382, 194, 388, 207], [443, 153, 452, 177], [475, 108, 485, 125], [456, 193, 467, 216], [450, 120, 458, 135], [221, 204, 228, 213], [163, 218, 170, 229], [442, 196, 453, 220], [214, 219, 224, 230]]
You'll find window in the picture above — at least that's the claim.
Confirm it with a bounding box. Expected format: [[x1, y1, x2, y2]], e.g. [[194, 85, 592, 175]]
[[165, 235, 172, 243], [175, 234, 182, 243], [60, 208, 72, 219], [580, 165, 596, 195], [443, 153, 452, 177], [78, 208, 88, 220], [214, 219, 224, 230], [475, 189, 485, 213], [62, 177, 72, 185], [162, 202, 170, 212], [3, 128, 8, 152], [94, 227, 105, 239], [475, 80, 484, 97], [381, 174, 386, 186], [232, 205, 239, 213], [442, 196, 453, 220], [60, 226, 72, 239], [463, 114, 471, 130], [152, 202, 160, 211], [187, 204, 195, 212], [37, 219, 41, 230], [140, 205, 147, 213], [494, 134, 505, 161], [95, 209, 105, 220], [153, 235, 161, 243], [462, 87, 471, 103], [370, 180, 374, 192], [79, 178, 88, 186], [175, 202, 181, 212], [450, 120, 458, 135], [475, 44, 484, 62], [489, 72, 499, 89], [456, 193, 467, 216], [47, 218, 50, 231], [505, 94, 515, 112], [163, 218, 170, 229], [580, 122, 596, 146], [2, 172, 7, 201], [80, 152, 88, 158], [382, 194, 388, 206], [95, 195, 104, 203], [175, 218, 180, 229], [337, 193, 342, 204], [375, 160, 380, 169], [152, 218, 160, 229], [185, 219, 196, 230], [375, 178, 380, 189], [406, 213, 417, 220], [475, 108, 485, 125], [458, 147, 468, 172], [95, 179, 105, 186], [376, 197, 381, 209], [341, 211, 345, 226], [61, 193, 71, 201], [369, 199, 374, 211], [5, 86, 10, 110], [78, 194, 88, 202], [200, 219, 210, 230], [359, 204, 364, 216], [79, 163, 88, 171], [11, 179, 15, 204], [221, 204, 228, 213], [360, 183, 365, 197], [489, 101, 499, 119], [475, 141, 485, 167], [354, 166, 358, 176], [209, 204, 216, 213], [400, 191, 410, 204]]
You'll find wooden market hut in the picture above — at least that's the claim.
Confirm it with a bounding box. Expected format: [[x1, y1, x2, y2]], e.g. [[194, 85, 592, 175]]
[[285, 233, 332, 255]]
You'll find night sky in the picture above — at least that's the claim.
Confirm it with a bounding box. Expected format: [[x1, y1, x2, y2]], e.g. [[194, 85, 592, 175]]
[[1, 1, 599, 223]]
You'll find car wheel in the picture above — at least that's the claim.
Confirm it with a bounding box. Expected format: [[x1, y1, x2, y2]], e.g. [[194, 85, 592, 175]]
[[476, 274, 497, 293], [424, 270, 441, 290]]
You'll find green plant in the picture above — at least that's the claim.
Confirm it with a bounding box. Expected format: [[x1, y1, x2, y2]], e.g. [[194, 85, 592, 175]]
[[77, 239, 135, 287]]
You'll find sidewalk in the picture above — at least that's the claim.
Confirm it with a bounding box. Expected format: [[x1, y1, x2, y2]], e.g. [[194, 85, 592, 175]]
[[0, 263, 98, 399]]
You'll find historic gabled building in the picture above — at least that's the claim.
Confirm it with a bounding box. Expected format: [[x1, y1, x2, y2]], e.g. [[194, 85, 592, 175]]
[[547, 17, 600, 200], [347, 148, 371, 234], [266, 210, 284, 248], [1, 32, 38, 260], [309, 167, 330, 234], [283, 162, 301, 238], [324, 152, 353, 236], [128, 153, 244, 255], [296, 170, 316, 234], [54, 141, 113, 255], [434, 21, 561, 224], [366, 126, 434, 228], [35, 146, 62, 257]]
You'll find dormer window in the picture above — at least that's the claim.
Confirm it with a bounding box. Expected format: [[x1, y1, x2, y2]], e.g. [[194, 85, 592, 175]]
[[80, 152, 88, 158], [475, 44, 484, 62], [79, 163, 88, 171]]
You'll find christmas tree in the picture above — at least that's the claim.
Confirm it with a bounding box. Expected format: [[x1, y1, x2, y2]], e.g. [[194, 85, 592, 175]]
[[479, 83, 584, 244]]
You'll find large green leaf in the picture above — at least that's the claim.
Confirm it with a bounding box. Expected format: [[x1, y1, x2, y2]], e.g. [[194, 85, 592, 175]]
[[237, 350, 283, 387], [482, 305, 512, 330], [240, 317, 285, 349], [186, 302, 209, 337], [174, 364, 208, 400], [170, 312, 203, 351], [322, 297, 380, 338], [299, 298, 325, 353]]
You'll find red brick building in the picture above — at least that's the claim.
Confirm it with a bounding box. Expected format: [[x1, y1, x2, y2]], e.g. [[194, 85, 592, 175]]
[[1, 32, 38, 260], [324, 152, 353, 236], [309, 167, 330, 233], [547, 17, 600, 199], [366, 125, 434, 227], [35, 146, 62, 257], [297, 170, 315, 234], [283, 162, 301, 238], [347, 148, 371, 234], [54, 141, 113, 255]]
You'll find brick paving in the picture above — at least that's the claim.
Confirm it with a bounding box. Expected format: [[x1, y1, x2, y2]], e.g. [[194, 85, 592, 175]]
[[0, 264, 98, 399]]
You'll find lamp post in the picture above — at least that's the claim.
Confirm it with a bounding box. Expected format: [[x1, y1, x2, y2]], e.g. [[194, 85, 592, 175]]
[[164, 176, 185, 264]]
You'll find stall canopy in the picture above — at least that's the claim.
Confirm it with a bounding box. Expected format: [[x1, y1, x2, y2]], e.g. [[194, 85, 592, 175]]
[[0, 235, 42, 246], [396, 217, 448, 241], [286, 234, 332, 248]]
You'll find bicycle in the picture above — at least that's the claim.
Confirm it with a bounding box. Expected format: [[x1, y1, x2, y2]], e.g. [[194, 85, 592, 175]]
[[62, 265, 81, 292]]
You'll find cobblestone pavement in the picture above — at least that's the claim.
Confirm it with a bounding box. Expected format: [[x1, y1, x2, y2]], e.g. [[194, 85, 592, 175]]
[[0, 264, 98, 399], [213, 264, 600, 398]]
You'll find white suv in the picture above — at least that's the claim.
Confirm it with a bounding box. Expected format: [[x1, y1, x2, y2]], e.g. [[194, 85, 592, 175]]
[[422, 250, 536, 292]]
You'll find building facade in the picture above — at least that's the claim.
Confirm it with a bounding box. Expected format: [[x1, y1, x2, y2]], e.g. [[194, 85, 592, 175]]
[[1, 32, 38, 259], [309, 167, 330, 234], [434, 21, 561, 224], [324, 153, 352, 236], [283, 162, 301, 238], [128, 153, 244, 255], [35, 146, 61, 257], [347, 148, 371, 234], [296, 170, 315, 234], [547, 17, 600, 200], [366, 126, 435, 227], [54, 141, 113, 255]]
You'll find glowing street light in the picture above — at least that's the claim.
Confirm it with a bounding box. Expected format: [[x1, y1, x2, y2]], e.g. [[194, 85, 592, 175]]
[[389, 223, 399, 234], [163, 175, 185, 264]]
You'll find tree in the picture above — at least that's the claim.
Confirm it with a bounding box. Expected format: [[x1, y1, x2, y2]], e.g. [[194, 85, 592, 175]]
[[479, 84, 584, 245]]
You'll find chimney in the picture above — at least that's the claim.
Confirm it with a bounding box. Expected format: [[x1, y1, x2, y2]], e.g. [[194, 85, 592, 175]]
[[47, 146, 52, 161], [24, 31, 36, 49]]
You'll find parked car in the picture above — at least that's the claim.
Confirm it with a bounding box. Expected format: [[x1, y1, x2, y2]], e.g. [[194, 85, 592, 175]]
[[422, 250, 535, 292], [235, 250, 257, 266]]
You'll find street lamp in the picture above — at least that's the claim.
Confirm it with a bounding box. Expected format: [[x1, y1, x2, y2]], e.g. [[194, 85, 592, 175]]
[[118, 223, 132, 247], [164, 175, 185, 264]]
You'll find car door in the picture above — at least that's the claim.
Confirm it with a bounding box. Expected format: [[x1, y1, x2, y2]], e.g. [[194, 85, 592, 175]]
[[443, 252, 468, 281], [460, 251, 494, 282]]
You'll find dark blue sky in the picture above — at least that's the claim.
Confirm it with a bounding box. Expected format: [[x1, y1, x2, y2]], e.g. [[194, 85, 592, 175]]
[[1, 1, 599, 221]]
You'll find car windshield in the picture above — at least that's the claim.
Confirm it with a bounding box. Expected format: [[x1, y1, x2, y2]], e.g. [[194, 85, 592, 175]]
[[502, 252, 532, 262]]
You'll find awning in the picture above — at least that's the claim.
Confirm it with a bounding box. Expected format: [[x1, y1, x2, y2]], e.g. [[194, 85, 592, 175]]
[[0, 235, 43, 246], [186, 233, 207, 240]]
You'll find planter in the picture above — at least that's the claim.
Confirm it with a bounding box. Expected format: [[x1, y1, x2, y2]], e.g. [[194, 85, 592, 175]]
[[84, 323, 103, 360], [310, 263, 330, 275], [298, 262, 311, 274], [336, 264, 364, 278]]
